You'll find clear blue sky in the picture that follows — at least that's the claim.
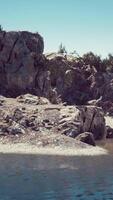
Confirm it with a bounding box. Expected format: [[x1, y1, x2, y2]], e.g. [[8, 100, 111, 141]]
[[1, 0, 113, 57]]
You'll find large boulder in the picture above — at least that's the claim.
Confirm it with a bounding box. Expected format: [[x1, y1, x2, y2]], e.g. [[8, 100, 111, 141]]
[[59, 105, 106, 140], [80, 106, 106, 139], [76, 132, 96, 146], [0, 31, 44, 96]]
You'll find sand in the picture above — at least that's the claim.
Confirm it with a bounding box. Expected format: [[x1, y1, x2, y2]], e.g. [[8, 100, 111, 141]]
[[0, 143, 108, 156]]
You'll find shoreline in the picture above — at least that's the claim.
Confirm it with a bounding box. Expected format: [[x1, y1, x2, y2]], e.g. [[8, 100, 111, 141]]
[[0, 143, 108, 156]]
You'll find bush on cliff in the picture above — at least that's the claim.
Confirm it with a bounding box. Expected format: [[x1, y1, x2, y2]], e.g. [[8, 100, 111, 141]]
[[82, 52, 101, 71], [0, 25, 3, 31], [102, 54, 113, 73], [58, 43, 67, 54]]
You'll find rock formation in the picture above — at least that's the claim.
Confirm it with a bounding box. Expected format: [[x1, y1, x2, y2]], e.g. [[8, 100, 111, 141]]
[[1, 30, 113, 109], [59, 105, 106, 140], [76, 132, 95, 146], [0, 95, 106, 146], [0, 30, 113, 147], [0, 30, 44, 96]]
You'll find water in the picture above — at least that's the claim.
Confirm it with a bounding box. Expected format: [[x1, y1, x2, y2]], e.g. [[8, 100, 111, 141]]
[[0, 153, 113, 200]]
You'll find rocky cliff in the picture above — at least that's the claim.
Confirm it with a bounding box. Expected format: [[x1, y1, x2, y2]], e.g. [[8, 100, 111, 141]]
[[0, 30, 113, 147], [0, 30, 113, 110], [0, 31, 44, 96]]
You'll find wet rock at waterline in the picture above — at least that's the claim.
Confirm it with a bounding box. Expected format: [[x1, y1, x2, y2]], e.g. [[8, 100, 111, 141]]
[[76, 132, 96, 146]]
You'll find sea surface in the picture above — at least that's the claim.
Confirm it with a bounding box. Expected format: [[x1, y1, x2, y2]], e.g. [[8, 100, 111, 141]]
[[0, 144, 113, 200]]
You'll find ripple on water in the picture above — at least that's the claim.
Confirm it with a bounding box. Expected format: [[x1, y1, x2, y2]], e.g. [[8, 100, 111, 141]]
[[0, 154, 112, 199]]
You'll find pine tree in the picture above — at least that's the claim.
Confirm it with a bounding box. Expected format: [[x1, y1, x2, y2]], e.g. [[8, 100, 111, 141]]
[[58, 43, 67, 54], [0, 25, 3, 31]]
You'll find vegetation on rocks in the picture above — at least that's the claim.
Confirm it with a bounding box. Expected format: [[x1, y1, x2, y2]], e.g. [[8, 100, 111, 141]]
[[58, 43, 67, 54], [0, 25, 3, 31]]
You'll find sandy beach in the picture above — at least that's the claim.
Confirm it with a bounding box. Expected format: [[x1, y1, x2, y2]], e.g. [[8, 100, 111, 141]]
[[0, 142, 108, 156]]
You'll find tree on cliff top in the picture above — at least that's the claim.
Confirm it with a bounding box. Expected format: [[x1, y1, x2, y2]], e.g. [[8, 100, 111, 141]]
[[58, 43, 67, 54], [82, 52, 101, 71], [0, 25, 3, 31]]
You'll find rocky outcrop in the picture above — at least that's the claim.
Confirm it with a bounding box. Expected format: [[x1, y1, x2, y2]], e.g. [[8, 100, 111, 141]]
[[59, 105, 106, 140], [0, 95, 106, 143], [0, 31, 44, 97], [1, 31, 113, 108], [45, 54, 113, 107], [0, 30, 112, 149], [45, 53, 89, 104]]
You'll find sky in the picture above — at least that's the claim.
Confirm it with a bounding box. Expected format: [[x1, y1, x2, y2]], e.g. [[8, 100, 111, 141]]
[[0, 0, 113, 57]]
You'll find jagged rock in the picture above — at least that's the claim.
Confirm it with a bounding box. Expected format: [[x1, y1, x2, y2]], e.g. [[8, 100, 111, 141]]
[[4, 108, 24, 124], [0, 31, 44, 96], [13, 108, 24, 122], [87, 96, 102, 106], [17, 94, 50, 105], [0, 31, 113, 106], [64, 128, 79, 138], [7, 122, 25, 135], [80, 106, 106, 139], [0, 94, 106, 147], [76, 132, 96, 146], [1, 30, 113, 106], [46, 53, 89, 104], [59, 105, 106, 140], [0, 121, 25, 135], [0, 123, 9, 135], [106, 125, 113, 138], [45, 55, 113, 105]]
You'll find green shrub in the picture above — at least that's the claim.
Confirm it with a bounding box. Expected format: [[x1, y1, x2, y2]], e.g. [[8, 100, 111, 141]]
[[0, 25, 3, 31], [58, 43, 67, 54]]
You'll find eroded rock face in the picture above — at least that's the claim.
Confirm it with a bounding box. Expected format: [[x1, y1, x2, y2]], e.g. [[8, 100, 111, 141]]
[[46, 53, 89, 104], [1, 29, 113, 108], [45, 54, 113, 106], [80, 106, 106, 139], [1, 30, 113, 107], [0, 31, 44, 96], [59, 105, 106, 140]]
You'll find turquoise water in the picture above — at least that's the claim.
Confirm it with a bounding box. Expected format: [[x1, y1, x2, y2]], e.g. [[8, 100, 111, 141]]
[[0, 154, 113, 200]]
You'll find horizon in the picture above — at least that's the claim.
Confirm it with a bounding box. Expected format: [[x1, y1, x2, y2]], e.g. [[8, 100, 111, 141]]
[[1, 0, 113, 58]]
